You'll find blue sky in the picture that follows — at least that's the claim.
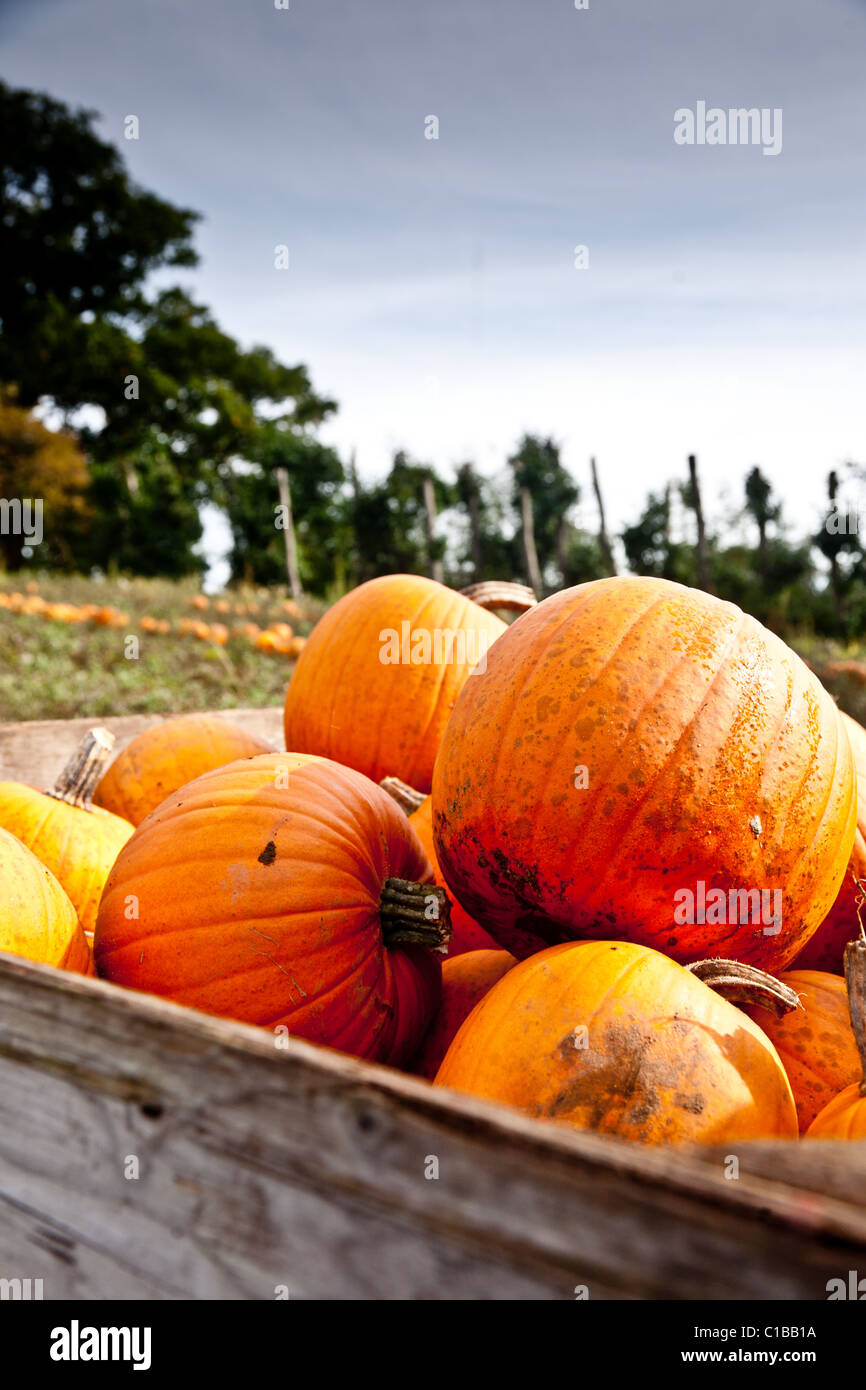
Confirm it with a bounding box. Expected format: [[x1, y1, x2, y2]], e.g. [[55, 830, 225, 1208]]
[[4, 0, 865, 568]]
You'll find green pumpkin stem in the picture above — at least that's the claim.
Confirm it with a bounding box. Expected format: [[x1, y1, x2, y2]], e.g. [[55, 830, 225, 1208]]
[[459, 581, 537, 613], [47, 727, 115, 812], [843, 934, 866, 1096], [686, 957, 802, 1018], [379, 777, 427, 816], [380, 878, 452, 952]]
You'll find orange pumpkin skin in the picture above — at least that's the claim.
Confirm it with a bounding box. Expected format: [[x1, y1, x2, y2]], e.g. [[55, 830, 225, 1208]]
[[793, 712, 866, 974], [434, 941, 798, 1144], [0, 827, 91, 974], [0, 782, 133, 936], [94, 753, 442, 1065], [433, 576, 855, 970], [94, 713, 274, 826], [283, 575, 506, 793], [805, 1085, 866, 1139], [410, 949, 517, 1080], [409, 796, 499, 955], [741, 970, 861, 1132]]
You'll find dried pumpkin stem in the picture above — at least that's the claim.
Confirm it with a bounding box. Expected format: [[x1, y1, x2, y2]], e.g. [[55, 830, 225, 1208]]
[[46, 727, 115, 811], [843, 936, 866, 1095], [687, 957, 802, 1018], [379, 878, 452, 952], [459, 581, 537, 613], [379, 777, 427, 816]]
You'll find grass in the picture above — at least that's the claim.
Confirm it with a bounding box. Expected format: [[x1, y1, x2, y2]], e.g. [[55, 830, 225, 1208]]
[[0, 573, 325, 723], [2, 570, 866, 729]]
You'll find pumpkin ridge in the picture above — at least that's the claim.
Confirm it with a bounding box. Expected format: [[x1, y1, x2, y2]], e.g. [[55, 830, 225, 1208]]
[[395, 588, 468, 789], [777, 702, 856, 939], [579, 606, 750, 918]]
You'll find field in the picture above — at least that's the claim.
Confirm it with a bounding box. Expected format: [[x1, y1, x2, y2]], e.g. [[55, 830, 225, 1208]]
[[2, 571, 866, 728], [0, 573, 324, 723]]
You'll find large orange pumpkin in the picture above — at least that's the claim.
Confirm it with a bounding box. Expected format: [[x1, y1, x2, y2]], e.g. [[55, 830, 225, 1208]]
[[806, 938, 866, 1139], [793, 712, 866, 973], [94, 713, 274, 826], [0, 827, 91, 974], [94, 753, 449, 1065], [741, 969, 861, 1132], [410, 948, 517, 1080], [435, 941, 799, 1144], [433, 576, 855, 970], [283, 576, 519, 792], [0, 729, 134, 937]]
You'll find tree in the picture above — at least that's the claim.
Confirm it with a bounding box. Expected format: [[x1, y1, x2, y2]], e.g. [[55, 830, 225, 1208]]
[[454, 462, 516, 584], [621, 489, 695, 583], [0, 389, 90, 570], [0, 81, 198, 409], [744, 466, 781, 568], [508, 435, 578, 591]]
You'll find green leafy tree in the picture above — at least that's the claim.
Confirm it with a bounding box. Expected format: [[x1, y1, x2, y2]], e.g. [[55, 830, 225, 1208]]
[[508, 434, 579, 590]]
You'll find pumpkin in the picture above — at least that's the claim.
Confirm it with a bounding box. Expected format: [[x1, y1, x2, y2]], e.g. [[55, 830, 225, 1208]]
[[432, 575, 855, 970], [435, 941, 799, 1144], [283, 576, 534, 793], [793, 712, 866, 973], [94, 753, 450, 1065], [409, 794, 499, 955], [410, 949, 516, 1079], [0, 826, 92, 973], [0, 729, 133, 937], [93, 713, 274, 826], [806, 937, 866, 1138], [741, 969, 861, 1132]]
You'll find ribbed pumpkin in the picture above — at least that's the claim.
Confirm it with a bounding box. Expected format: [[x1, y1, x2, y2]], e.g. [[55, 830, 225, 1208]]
[[283, 576, 514, 792], [94, 753, 449, 1065], [741, 969, 861, 1132], [94, 713, 274, 826], [0, 729, 133, 937], [806, 938, 866, 1138], [435, 941, 799, 1144], [0, 827, 91, 974], [410, 948, 516, 1079], [793, 712, 866, 973], [433, 576, 855, 970]]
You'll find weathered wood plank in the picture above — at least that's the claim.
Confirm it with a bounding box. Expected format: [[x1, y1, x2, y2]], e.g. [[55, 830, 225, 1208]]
[[0, 953, 864, 1300], [0, 708, 285, 785]]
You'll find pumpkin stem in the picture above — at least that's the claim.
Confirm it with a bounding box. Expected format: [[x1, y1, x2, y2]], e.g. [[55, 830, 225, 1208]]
[[686, 957, 802, 1018], [379, 878, 452, 952], [46, 727, 115, 811], [459, 581, 537, 613], [843, 935, 866, 1096], [379, 777, 427, 815]]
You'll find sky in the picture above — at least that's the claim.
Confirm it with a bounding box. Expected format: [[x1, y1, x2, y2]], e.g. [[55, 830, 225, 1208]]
[[3, 0, 865, 574]]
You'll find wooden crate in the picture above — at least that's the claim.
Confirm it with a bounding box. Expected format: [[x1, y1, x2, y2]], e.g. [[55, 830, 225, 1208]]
[[1, 710, 865, 1300]]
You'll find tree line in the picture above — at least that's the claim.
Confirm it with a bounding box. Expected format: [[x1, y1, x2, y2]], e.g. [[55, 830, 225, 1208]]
[[0, 80, 863, 638]]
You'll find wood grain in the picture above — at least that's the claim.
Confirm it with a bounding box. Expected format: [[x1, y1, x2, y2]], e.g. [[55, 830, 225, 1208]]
[[0, 708, 285, 787], [1, 952, 864, 1301]]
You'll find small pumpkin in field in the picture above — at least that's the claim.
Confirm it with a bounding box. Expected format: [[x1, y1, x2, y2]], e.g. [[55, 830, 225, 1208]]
[[0, 827, 91, 974], [94, 753, 450, 1065], [0, 729, 133, 937], [410, 949, 517, 1080], [435, 941, 799, 1144], [741, 969, 861, 1132], [794, 712, 866, 974], [433, 576, 855, 970], [93, 713, 274, 826], [806, 938, 866, 1139], [283, 576, 534, 793]]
